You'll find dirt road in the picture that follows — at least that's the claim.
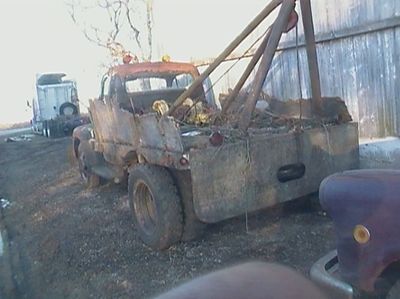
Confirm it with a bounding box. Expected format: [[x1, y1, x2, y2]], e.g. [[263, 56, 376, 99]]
[[0, 134, 335, 299], [0, 127, 31, 137]]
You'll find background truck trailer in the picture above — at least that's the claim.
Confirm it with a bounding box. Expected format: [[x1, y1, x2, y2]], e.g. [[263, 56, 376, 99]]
[[31, 73, 84, 138]]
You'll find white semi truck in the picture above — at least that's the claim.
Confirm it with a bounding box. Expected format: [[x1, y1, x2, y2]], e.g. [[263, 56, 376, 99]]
[[31, 73, 86, 138]]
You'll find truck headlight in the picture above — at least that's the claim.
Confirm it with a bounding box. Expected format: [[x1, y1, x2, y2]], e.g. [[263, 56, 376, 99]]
[[353, 225, 370, 244]]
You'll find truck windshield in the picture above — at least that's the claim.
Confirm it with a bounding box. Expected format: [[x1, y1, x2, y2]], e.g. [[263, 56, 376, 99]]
[[125, 73, 193, 93]]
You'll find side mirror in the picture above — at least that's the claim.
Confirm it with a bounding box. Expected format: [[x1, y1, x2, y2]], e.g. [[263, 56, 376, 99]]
[[99, 75, 109, 101]]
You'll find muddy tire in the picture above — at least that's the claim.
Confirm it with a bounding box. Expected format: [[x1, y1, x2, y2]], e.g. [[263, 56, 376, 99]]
[[77, 144, 100, 188], [128, 164, 183, 250], [386, 280, 400, 299]]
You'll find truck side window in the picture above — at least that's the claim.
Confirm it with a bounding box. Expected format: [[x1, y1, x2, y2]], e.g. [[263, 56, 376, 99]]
[[106, 76, 118, 105], [172, 73, 193, 89]]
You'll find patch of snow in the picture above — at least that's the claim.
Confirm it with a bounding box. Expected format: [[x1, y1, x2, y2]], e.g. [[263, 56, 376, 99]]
[[4, 135, 32, 142], [359, 137, 400, 168], [182, 131, 202, 137], [0, 198, 10, 209]]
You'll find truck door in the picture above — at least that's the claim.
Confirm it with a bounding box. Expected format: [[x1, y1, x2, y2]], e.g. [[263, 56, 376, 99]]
[[89, 76, 118, 163], [109, 76, 138, 148]]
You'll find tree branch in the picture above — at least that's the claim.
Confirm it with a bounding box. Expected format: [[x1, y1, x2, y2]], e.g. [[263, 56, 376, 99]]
[[65, 0, 153, 63]]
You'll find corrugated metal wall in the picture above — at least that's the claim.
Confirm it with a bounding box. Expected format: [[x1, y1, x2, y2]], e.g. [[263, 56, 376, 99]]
[[264, 0, 400, 138]]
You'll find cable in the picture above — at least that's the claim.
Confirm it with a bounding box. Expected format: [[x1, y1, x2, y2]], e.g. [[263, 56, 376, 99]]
[[295, 23, 303, 122]]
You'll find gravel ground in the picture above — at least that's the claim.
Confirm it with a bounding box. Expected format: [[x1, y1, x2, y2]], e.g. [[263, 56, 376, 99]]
[[0, 134, 335, 299]]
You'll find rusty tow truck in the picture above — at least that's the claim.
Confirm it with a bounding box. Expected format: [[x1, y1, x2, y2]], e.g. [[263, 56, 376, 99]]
[[73, 0, 359, 249]]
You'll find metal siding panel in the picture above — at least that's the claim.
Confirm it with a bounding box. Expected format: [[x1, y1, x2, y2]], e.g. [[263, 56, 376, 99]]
[[354, 34, 377, 138], [396, 0, 400, 16], [340, 37, 359, 123], [395, 28, 400, 132], [217, 0, 400, 138]]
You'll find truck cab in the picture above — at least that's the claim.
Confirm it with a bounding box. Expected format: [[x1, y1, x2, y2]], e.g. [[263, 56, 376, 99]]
[[311, 170, 400, 299], [99, 61, 217, 114]]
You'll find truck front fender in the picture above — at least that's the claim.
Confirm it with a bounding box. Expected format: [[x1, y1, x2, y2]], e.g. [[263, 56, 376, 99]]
[[72, 124, 93, 159]]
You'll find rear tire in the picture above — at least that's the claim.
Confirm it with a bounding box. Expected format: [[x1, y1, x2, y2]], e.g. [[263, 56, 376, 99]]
[[128, 164, 183, 250]]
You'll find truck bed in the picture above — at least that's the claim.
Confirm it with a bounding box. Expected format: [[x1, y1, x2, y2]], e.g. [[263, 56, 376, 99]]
[[189, 123, 359, 223]]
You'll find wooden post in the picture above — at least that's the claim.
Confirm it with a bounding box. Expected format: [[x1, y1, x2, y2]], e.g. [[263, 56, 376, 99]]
[[300, 0, 322, 116]]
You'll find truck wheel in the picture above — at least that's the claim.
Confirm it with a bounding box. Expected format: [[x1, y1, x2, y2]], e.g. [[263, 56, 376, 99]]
[[78, 144, 100, 188], [386, 280, 400, 299], [128, 164, 183, 250], [60, 102, 78, 116]]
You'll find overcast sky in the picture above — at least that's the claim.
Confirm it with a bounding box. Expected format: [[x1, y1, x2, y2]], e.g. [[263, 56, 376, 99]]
[[0, 0, 268, 124]]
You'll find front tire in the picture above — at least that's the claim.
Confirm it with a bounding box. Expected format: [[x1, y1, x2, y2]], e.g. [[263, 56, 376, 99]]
[[128, 164, 183, 250], [77, 144, 100, 188]]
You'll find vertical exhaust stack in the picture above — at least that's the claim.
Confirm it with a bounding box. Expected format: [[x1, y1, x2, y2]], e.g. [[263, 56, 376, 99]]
[[300, 0, 322, 117]]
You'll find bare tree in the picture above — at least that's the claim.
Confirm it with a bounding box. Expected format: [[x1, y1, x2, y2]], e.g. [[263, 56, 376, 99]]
[[66, 0, 153, 64]]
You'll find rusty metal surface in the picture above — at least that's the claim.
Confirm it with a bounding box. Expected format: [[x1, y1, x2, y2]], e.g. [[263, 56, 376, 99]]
[[130, 112, 187, 168], [89, 94, 187, 168], [190, 122, 359, 223], [320, 169, 400, 292], [136, 114, 183, 153], [111, 62, 201, 79], [89, 99, 115, 144]]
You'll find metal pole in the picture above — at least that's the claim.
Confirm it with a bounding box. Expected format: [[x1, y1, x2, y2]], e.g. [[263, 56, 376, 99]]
[[300, 0, 322, 116], [221, 28, 272, 115], [238, 0, 296, 131], [167, 0, 283, 116]]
